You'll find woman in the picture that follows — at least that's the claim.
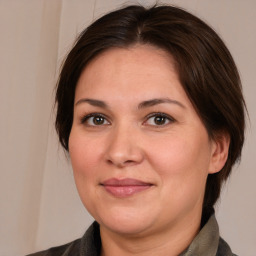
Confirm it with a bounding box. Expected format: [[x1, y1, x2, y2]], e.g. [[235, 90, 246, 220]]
[[28, 4, 246, 256]]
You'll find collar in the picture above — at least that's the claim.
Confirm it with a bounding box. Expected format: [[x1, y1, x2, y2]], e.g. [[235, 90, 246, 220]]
[[79, 214, 233, 256], [179, 214, 219, 256]]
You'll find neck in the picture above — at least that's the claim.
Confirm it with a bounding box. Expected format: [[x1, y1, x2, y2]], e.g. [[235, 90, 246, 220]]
[[100, 211, 202, 256]]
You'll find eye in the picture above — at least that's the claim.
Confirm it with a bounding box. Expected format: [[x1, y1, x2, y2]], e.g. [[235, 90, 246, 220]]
[[81, 113, 110, 126], [144, 113, 174, 126]]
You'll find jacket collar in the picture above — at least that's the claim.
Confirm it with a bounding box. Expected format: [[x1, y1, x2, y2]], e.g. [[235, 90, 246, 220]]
[[80, 214, 234, 256]]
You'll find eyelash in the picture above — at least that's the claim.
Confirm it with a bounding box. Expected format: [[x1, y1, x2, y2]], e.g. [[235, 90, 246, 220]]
[[144, 112, 175, 126], [80, 113, 110, 126], [80, 112, 175, 127]]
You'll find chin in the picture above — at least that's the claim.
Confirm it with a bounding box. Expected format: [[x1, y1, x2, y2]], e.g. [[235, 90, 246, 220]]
[[101, 218, 153, 236], [95, 206, 158, 236]]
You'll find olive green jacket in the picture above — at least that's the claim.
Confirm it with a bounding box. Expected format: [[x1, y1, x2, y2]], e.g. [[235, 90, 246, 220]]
[[27, 214, 237, 256]]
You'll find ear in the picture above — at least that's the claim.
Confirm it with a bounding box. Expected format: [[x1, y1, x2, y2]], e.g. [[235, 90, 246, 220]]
[[208, 131, 230, 174]]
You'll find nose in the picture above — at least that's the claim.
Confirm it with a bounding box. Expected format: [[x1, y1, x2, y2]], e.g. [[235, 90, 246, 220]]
[[105, 125, 144, 168]]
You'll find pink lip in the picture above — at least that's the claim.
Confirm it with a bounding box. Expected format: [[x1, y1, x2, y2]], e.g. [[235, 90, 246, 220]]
[[101, 178, 153, 198]]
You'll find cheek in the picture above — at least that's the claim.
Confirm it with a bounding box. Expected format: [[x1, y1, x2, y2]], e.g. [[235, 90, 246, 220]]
[[68, 131, 104, 213], [149, 135, 209, 172], [68, 131, 102, 193], [146, 133, 211, 194], [69, 131, 101, 172]]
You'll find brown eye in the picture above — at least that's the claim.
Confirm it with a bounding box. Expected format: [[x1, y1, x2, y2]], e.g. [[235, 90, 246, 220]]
[[93, 116, 105, 125], [154, 116, 167, 125], [145, 113, 174, 126], [81, 114, 110, 126]]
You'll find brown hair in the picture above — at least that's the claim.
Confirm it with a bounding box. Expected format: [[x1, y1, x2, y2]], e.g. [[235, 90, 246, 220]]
[[55, 5, 246, 217]]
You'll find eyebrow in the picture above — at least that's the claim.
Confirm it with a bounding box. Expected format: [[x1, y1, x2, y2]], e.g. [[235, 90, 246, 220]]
[[75, 97, 185, 109], [138, 98, 185, 109], [75, 98, 108, 108]]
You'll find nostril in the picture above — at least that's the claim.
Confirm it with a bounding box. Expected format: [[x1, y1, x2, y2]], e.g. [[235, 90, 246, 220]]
[[107, 159, 113, 165], [124, 160, 134, 164], [106, 159, 136, 167]]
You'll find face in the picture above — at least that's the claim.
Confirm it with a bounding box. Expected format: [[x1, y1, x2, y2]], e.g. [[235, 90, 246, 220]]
[[69, 44, 219, 237]]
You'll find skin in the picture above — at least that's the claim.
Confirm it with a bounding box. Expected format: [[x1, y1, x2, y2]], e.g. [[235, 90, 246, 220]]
[[69, 44, 229, 256]]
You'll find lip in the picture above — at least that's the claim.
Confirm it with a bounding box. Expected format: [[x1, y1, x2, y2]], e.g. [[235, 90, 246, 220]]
[[101, 178, 153, 198]]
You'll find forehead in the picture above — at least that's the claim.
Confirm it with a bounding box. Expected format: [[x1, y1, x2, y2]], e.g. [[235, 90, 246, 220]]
[[88, 44, 175, 70], [75, 44, 184, 98]]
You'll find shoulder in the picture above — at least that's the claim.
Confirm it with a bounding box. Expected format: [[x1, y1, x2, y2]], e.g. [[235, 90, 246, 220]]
[[26, 238, 81, 256], [217, 237, 238, 256], [26, 222, 101, 256]]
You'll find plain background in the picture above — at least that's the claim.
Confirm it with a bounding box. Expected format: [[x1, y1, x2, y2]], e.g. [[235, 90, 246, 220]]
[[0, 0, 255, 255]]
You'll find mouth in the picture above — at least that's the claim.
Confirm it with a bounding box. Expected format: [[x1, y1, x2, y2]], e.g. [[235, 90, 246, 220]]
[[100, 178, 153, 198]]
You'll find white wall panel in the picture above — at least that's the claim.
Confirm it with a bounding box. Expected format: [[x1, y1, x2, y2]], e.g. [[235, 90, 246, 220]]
[[0, 0, 62, 255]]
